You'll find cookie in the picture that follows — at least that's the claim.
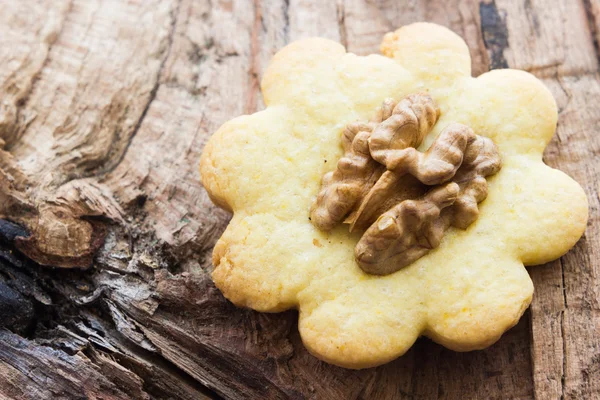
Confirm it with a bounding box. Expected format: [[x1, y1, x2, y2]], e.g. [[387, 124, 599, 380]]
[[200, 23, 588, 369]]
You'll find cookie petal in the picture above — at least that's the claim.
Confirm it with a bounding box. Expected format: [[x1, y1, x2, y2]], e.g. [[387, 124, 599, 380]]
[[381, 23, 471, 84], [261, 38, 346, 106], [298, 270, 426, 369], [212, 214, 322, 311], [457, 69, 557, 154], [423, 240, 533, 351], [483, 157, 588, 265], [200, 106, 331, 215]]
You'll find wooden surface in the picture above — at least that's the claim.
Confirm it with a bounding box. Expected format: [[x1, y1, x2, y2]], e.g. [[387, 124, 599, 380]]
[[0, 0, 598, 399]]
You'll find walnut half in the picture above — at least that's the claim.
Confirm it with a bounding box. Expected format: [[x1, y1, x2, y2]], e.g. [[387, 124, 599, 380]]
[[310, 93, 502, 275]]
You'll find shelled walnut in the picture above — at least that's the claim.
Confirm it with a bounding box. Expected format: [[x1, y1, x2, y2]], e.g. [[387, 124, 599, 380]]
[[310, 93, 502, 275]]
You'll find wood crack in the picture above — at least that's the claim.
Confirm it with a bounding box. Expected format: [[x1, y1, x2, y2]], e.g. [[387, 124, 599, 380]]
[[559, 257, 567, 400], [9, 0, 72, 116], [245, 0, 262, 114], [560, 309, 567, 400], [560, 258, 567, 309], [282, 0, 290, 43], [0, 0, 71, 148], [103, 299, 222, 399], [479, 0, 509, 69], [101, 0, 182, 178], [582, 0, 600, 70], [336, 0, 348, 49]]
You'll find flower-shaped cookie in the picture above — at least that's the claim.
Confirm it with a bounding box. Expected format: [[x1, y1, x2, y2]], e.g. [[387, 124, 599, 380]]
[[200, 23, 588, 369]]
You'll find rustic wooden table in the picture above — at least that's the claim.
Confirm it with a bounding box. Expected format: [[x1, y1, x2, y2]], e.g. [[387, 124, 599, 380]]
[[0, 0, 598, 399]]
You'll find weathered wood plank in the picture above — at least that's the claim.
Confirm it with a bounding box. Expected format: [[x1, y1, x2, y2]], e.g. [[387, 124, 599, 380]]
[[542, 74, 600, 399], [489, 1, 600, 399], [0, 329, 149, 399], [0, 0, 598, 399]]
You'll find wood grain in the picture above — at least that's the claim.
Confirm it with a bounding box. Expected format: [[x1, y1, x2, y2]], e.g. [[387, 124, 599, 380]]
[[0, 0, 598, 399]]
